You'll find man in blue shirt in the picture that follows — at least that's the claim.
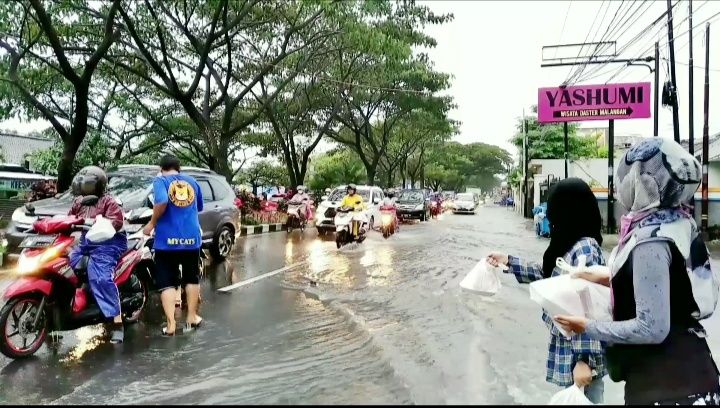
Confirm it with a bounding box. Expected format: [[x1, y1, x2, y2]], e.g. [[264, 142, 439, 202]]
[[144, 155, 203, 336]]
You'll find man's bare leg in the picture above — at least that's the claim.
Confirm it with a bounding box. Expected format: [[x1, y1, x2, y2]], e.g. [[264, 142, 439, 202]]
[[160, 288, 177, 334], [184, 284, 202, 326]]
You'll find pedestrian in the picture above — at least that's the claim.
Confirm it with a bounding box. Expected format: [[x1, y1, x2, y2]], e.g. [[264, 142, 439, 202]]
[[554, 138, 720, 405], [487, 177, 606, 404], [68, 166, 127, 344], [143, 154, 204, 336]]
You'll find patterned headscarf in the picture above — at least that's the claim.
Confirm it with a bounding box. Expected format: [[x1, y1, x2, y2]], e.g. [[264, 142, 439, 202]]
[[616, 137, 701, 213], [609, 137, 718, 320]]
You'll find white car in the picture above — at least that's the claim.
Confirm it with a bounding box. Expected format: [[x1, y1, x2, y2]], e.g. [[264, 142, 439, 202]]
[[315, 185, 385, 235], [453, 193, 477, 214]]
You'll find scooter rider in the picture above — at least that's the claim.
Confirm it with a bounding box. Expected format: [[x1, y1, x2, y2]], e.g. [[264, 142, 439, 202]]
[[341, 184, 365, 211], [290, 185, 311, 221], [340, 184, 368, 232], [67, 166, 127, 344]]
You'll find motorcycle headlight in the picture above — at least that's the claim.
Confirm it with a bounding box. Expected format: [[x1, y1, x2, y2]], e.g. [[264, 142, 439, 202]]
[[381, 214, 393, 225], [17, 247, 60, 274]]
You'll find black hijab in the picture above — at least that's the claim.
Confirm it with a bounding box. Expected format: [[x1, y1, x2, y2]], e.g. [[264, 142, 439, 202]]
[[542, 177, 603, 278]]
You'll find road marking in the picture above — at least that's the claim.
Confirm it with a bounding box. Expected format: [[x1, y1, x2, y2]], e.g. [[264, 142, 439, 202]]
[[217, 260, 307, 293]]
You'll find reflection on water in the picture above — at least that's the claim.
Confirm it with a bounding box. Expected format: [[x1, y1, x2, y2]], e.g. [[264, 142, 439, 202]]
[[59, 325, 105, 364], [285, 240, 294, 263]]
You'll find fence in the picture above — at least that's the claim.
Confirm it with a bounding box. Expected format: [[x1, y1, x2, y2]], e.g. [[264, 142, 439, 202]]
[[0, 199, 21, 221]]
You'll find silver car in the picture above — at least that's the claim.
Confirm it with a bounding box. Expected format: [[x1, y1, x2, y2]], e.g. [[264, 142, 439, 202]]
[[452, 193, 477, 215]]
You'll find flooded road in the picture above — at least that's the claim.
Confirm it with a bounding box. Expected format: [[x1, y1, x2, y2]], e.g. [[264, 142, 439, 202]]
[[2, 205, 720, 404]]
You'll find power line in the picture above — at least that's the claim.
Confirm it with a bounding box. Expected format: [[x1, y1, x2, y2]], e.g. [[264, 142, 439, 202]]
[[564, 1, 608, 84], [577, 0, 647, 82], [574, 1, 671, 84], [552, 1, 573, 60]]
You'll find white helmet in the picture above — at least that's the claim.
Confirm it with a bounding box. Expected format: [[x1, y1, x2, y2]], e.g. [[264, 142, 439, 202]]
[[297, 185, 307, 193]]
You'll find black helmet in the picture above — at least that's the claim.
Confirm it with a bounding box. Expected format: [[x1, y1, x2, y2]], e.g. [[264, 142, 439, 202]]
[[346, 184, 357, 194], [71, 166, 107, 197]]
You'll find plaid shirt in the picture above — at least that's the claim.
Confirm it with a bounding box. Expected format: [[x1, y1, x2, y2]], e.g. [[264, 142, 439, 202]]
[[508, 237, 607, 387]]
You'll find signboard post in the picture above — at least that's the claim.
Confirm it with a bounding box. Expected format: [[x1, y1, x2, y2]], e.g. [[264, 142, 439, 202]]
[[537, 82, 651, 234]]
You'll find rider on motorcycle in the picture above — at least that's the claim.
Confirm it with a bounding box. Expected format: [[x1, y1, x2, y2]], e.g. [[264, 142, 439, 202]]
[[340, 184, 368, 233], [340, 184, 365, 211], [67, 166, 127, 344], [289, 185, 311, 221]]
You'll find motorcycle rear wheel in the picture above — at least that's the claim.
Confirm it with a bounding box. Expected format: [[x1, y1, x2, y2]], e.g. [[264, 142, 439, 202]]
[[0, 296, 47, 359]]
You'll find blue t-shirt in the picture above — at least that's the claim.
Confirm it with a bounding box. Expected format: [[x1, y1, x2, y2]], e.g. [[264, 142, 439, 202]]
[[152, 173, 203, 251]]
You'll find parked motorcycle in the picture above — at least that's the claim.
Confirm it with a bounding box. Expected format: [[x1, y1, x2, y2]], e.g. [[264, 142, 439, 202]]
[[380, 207, 399, 239], [0, 206, 153, 359], [334, 205, 367, 249]]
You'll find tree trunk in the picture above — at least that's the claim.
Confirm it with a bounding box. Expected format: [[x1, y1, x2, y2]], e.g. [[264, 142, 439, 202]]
[[57, 136, 83, 191]]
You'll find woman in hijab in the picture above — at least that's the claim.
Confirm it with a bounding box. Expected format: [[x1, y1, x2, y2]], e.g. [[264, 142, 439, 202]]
[[487, 177, 607, 403], [555, 138, 720, 405]]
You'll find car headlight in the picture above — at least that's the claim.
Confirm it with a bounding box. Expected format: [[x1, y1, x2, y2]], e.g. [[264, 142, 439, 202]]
[[415, 204, 424, 210], [12, 208, 36, 225]]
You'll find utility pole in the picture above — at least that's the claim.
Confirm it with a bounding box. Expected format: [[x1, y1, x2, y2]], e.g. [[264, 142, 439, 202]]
[[522, 110, 529, 218], [607, 120, 616, 234], [654, 41, 660, 137], [688, 0, 696, 213], [689, 0, 695, 154], [667, 0, 681, 143], [701, 23, 710, 232], [563, 122, 569, 178]]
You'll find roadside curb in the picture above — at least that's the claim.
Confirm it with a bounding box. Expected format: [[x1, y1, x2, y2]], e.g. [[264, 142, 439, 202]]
[[239, 223, 287, 236]]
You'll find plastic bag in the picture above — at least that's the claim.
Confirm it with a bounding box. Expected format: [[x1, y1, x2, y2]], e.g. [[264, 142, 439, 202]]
[[86, 215, 115, 243], [548, 385, 592, 405], [529, 258, 612, 338], [460, 260, 504, 296]]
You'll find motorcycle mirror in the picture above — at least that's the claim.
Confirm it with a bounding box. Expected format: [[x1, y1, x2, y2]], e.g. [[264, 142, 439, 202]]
[[115, 197, 123, 207], [24, 203, 35, 216]]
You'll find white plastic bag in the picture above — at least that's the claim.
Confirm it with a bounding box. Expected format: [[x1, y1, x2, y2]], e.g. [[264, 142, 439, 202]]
[[529, 257, 612, 338], [548, 385, 592, 405], [460, 260, 504, 296], [86, 215, 115, 243]]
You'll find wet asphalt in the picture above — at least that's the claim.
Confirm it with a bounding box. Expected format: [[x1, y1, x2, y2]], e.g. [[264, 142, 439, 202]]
[[1, 206, 720, 405]]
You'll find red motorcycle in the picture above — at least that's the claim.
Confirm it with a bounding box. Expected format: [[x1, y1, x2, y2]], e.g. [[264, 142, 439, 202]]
[[0, 208, 152, 359], [429, 198, 442, 218], [379, 205, 399, 238]]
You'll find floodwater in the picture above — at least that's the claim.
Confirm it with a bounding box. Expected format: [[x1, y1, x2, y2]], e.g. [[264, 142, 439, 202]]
[[1, 206, 720, 405]]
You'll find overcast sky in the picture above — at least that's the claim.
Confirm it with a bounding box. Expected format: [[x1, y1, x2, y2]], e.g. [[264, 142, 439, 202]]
[[423, 0, 720, 154], [3, 0, 719, 161]]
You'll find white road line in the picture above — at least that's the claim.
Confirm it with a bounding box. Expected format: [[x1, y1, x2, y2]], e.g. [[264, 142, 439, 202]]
[[217, 260, 307, 293]]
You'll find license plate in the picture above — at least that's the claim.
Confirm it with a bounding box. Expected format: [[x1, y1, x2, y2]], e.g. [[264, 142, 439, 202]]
[[19, 235, 56, 249]]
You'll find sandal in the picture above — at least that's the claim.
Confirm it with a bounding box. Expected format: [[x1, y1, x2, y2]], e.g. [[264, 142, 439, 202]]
[[185, 318, 203, 331], [161, 327, 175, 337]]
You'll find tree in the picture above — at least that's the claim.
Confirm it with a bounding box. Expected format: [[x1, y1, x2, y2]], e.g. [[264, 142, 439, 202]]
[[377, 110, 457, 187], [112, 0, 339, 181], [422, 141, 512, 192], [0, 0, 122, 189], [511, 108, 606, 160], [307, 149, 365, 193], [238, 161, 289, 193], [324, 2, 454, 184]]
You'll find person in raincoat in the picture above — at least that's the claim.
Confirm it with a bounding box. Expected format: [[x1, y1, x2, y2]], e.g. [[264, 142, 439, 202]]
[[68, 166, 127, 344]]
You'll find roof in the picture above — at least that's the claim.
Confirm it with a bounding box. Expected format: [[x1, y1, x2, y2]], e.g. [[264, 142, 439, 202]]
[[115, 164, 216, 175], [0, 133, 53, 165]]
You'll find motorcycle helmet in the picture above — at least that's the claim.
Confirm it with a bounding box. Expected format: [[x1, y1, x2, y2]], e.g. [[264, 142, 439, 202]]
[[346, 184, 357, 195], [71, 166, 107, 197]]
